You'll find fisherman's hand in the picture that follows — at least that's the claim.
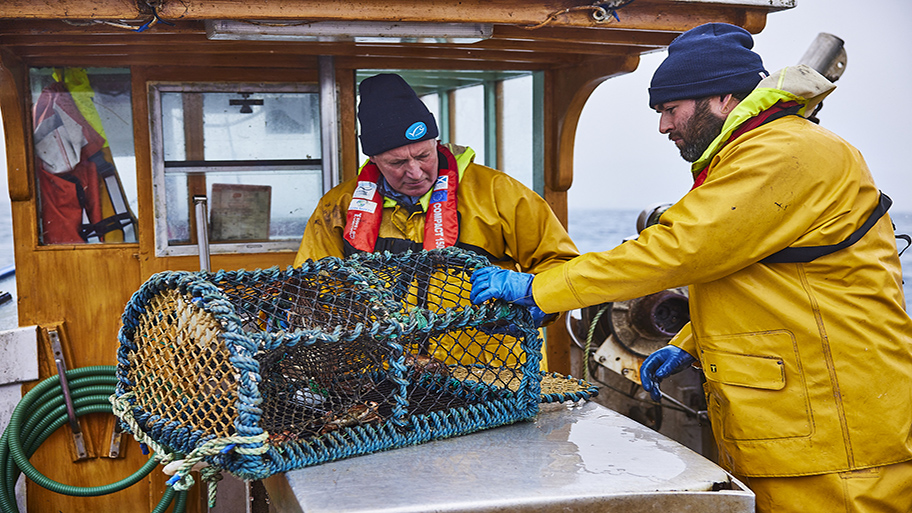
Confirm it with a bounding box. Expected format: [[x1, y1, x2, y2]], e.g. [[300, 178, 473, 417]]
[[470, 267, 538, 308], [640, 345, 696, 402]]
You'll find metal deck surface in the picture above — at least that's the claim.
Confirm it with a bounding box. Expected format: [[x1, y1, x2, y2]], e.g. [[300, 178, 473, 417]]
[[264, 401, 753, 512]]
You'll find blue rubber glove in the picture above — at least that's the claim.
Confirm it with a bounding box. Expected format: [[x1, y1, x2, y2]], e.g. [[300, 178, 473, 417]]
[[527, 305, 549, 327], [640, 345, 696, 402], [470, 267, 537, 308], [471, 267, 550, 327]]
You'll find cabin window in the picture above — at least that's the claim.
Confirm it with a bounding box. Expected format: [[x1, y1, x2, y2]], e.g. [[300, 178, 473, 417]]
[[356, 71, 538, 193], [30, 67, 138, 245], [149, 83, 322, 257], [500, 75, 535, 190]]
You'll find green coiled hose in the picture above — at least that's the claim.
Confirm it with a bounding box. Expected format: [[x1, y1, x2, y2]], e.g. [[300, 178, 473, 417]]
[[0, 365, 186, 513]]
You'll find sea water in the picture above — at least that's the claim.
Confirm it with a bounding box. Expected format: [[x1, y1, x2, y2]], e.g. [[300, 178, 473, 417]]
[[568, 208, 912, 310]]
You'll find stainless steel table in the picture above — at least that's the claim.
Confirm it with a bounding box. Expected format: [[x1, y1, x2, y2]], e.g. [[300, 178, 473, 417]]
[[264, 401, 754, 512]]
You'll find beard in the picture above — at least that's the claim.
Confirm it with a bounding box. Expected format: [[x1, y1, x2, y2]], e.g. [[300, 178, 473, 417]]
[[674, 98, 727, 162]]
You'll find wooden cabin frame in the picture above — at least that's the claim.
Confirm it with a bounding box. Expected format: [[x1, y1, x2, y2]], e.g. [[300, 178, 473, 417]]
[[0, 1, 791, 511]]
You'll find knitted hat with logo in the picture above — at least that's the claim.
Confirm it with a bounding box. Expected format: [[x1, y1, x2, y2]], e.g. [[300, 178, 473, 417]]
[[648, 23, 768, 108], [358, 73, 439, 156]]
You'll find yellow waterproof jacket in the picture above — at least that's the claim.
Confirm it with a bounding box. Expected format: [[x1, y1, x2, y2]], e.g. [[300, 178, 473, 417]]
[[294, 143, 578, 272], [534, 66, 912, 477], [295, 143, 578, 367]]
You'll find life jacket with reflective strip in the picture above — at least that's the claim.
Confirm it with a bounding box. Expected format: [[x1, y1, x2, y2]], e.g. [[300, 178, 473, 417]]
[[691, 100, 894, 263], [343, 143, 459, 254]]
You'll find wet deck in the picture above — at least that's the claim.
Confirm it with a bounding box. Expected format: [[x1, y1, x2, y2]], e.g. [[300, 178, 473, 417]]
[[265, 400, 753, 513]]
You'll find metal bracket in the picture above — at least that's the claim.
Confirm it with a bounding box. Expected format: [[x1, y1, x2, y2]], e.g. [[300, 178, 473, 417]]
[[193, 195, 211, 271], [108, 422, 124, 458], [49, 329, 89, 461]]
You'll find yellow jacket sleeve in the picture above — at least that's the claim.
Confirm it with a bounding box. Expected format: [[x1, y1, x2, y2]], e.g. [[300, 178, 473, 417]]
[[293, 185, 350, 266], [668, 322, 695, 355], [456, 166, 578, 274], [532, 116, 880, 313]]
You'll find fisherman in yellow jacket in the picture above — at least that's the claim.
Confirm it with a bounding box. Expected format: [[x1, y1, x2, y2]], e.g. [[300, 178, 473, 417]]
[[471, 23, 912, 512], [295, 73, 579, 365]]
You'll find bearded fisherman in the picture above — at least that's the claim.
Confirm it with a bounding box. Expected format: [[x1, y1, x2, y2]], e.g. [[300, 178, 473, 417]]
[[294, 73, 578, 366], [470, 23, 912, 512]]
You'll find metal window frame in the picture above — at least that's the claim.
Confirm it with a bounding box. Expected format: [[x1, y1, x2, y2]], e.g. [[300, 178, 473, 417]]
[[148, 81, 322, 257]]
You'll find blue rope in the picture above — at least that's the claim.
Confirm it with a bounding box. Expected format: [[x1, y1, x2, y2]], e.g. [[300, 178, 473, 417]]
[[112, 248, 594, 485]]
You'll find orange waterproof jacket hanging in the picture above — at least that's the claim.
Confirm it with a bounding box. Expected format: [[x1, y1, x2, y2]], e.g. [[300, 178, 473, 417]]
[[33, 80, 108, 244]]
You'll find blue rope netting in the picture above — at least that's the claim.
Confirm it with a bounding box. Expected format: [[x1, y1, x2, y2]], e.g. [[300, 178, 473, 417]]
[[112, 247, 596, 489]]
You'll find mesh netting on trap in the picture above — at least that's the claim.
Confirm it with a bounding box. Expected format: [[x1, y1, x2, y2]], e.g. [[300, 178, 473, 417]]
[[112, 247, 552, 484]]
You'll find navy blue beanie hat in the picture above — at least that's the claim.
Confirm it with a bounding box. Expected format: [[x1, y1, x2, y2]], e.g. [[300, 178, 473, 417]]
[[648, 23, 768, 108], [358, 73, 439, 156]]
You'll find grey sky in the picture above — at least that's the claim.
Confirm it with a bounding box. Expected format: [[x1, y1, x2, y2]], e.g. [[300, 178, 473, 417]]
[[571, 0, 912, 213]]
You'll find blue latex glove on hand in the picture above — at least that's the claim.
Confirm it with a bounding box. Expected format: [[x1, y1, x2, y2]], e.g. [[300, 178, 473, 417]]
[[527, 306, 549, 327], [470, 267, 538, 308], [471, 267, 548, 329], [640, 345, 696, 402]]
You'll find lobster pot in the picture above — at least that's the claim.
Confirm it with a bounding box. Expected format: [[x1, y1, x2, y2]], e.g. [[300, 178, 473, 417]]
[[113, 248, 548, 480]]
